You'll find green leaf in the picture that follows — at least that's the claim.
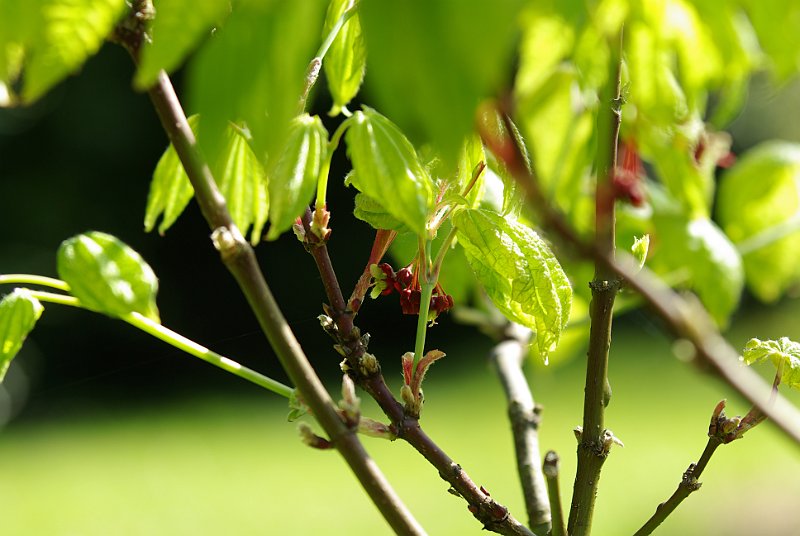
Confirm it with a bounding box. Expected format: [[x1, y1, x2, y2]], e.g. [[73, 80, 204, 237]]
[[23, 0, 127, 102], [453, 208, 572, 362], [743, 337, 800, 390], [455, 134, 486, 208], [651, 208, 743, 327], [189, 0, 326, 165], [145, 115, 199, 236], [0, 289, 44, 382], [345, 108, 433, 236], [135, 0, 229, 89], [716, 142, 800, 302], [267, 114, 327, 241], [57, 232, 160, 322], [353, 193, 410, 233], [741, 0, 800, 80], [145, 117, 269, 245], [214, 124, 270, 245], [358, 0, 524, 163], [322, 0, 365, 116]]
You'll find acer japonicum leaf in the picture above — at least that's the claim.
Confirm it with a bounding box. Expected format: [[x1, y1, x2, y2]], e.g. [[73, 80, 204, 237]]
[[267, 114, 328, 241], [345, 107, 433, 236], [716, 142, 800, 302], [743, 337, 800, 390], [145, 115, 269, 245], [353, 192, 411, 234], [57, 232, 160, 322], [453, 208, 572, 362], [322, 0, 365, 116], [0, 289, 44, 382]]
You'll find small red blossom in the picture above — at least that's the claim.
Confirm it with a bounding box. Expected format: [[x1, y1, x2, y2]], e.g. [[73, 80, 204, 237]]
[[613, 139, 646, 207], [370, 262, 454, 319]]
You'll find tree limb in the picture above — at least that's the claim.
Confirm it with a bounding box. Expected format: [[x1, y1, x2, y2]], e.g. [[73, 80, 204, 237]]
[[301, 209, 536, 536], [113, 9, 424, 534], [490, 323, 551, 534]]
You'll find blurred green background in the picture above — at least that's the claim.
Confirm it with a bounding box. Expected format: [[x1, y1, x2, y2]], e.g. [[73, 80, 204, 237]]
[[1, 44, 800, 535]]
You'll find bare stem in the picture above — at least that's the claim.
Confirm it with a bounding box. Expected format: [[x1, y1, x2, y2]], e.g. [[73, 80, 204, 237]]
[[543, 451, 567, 536], [115, 10, 423, 533], [633, 436, 722, 536], [478, 78, 800, 450], [568, 29, 624, 536], [300, 211, 535, 536], [491, 323, 551, 533]]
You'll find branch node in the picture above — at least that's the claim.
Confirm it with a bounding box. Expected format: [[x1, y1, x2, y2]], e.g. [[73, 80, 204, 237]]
[[210, 225, 247, 261]]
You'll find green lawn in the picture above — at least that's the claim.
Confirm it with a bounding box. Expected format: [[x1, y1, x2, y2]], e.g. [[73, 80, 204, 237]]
[[2, 304, 800, 535]]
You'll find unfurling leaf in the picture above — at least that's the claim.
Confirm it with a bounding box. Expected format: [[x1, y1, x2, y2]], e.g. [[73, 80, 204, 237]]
[[631, 234, 650, 269], [267, 114, 328, 241], [353, 192, 410, 233], [453, 208, 572, 362], [0, 289, 44, 382], [145, 116, 269, 245], [716, 142, 800, 302], [345, 107, 433, 236], [322, 0, 365, 115], [743, 337, 800, 390], [145, 115, 199, 236], [57, 232, 160, 322]]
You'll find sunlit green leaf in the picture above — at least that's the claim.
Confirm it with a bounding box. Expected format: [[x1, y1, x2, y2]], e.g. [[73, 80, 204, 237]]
[[189, 0, 326, 164], [455, 134, 486, 208], [57, 232, 160, 322], [359, 0, 523, 163], [0, 289, 44, 382], [453, 208, 572, 361], [145, 115, 199, 236], [741, 0, 800, 80], [214, 124, 270, 245], [516, 69, 594, 233], [322, 0, 365, 116], [743, 337, 800, 390], [23, 0, 127, 102], [651, 208, 743, 327], [716, 142, 800, 302], [135, 0, 229, 89], [345, 107, 433, 236], [267, 114, 327, 241], [145, 117, 269, 245]]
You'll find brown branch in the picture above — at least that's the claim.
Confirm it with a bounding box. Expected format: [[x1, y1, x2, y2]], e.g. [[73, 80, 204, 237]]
[[301, 210, 536, 536], [490, 323, 551, 533], [568, 30, 624, 536], [543, 451, 567, 536], [113, 9, 424, 535], [478, 84, 800, 451]]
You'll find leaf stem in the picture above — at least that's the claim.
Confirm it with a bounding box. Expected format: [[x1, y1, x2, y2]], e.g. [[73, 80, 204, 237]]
[[316, 117, 351, 211], [300, 2, 359, 111], [22, 289, 294, 398], [413, 238, 434, 372], [0, 274, 70, 292]]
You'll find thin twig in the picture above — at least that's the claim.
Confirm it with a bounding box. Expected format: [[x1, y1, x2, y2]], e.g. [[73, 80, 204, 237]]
[[491, 323, 551, 534], [568, 29, 624, 536], [301, 210, 535, 536], [478, 91, 800, 450], [543, 451, 567, 536], [113, 8, 424, 534]]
